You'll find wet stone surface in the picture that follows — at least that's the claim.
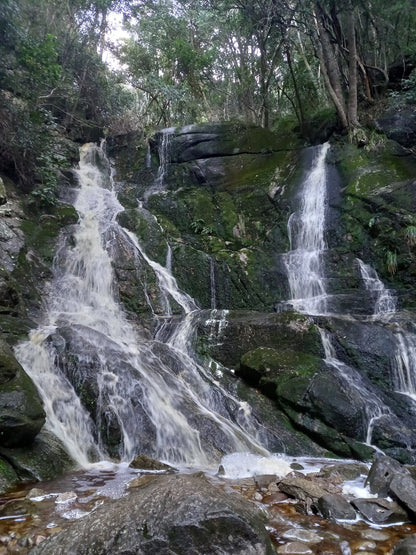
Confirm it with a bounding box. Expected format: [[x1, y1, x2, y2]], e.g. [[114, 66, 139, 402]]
[[0, 461, 414, 554]]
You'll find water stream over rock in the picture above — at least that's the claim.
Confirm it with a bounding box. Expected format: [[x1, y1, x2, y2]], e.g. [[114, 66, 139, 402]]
[[15, 142, 271, 469]]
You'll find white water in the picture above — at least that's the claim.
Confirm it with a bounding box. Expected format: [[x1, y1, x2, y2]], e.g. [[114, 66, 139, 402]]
[[355, 260, 416, 400], [319, 329, 391, 445], [15, 142, 271, 469], [284, 142, 330, 315], [356, 258, 396, 318], [145, 127, 174, 199]]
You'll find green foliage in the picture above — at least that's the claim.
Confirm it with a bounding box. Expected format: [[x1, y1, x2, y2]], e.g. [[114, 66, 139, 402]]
[[386, 250, 397, 275], [405, 225, 416, 247], [190, 219, 214, 235]]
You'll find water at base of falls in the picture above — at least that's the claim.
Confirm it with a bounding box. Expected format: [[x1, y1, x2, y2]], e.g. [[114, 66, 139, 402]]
[[14, 142, 271, 470]]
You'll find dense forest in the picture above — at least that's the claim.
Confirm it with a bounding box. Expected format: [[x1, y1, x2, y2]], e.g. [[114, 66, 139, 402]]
[[1, 0, 415, 203]]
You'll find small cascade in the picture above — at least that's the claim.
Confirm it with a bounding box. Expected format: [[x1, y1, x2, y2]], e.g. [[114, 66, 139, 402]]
[[15, 141, 272, 469], [284, 143, 330, 315], [210, 257, 217, 309], [145, 127, 174, 199], [355, 259, 416, 400], [146, 142, 152, 169], [394, 333, 416, 399], [319, 329, 391, 446], [356, 258, 396, 318]]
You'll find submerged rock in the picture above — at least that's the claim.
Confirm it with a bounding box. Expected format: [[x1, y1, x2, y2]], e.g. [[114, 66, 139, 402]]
[[30, 472, 275, 555]]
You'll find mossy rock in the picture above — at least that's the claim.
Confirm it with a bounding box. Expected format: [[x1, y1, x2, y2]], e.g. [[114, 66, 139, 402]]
[[0, 429, 75, 482], [202, 310, 323, 368], [0, 456, 19, 494], [0, 339, 45, 447], [238, 346, 321, 399]]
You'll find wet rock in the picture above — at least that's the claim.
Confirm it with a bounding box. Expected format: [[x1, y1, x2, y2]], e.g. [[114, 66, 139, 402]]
[[26, 488, 46, 500], [389, 472, 416, 516], [276, 542, 313, 554], [377, 107, 416, 148], [0, 430, 75, 482], [55, 492, 76, 504], [278, 476, 329, 503], [319, 462, 368, 482], [0, 339, 45, 448], [317, 494, 356, 521], [0, 178, 6, 205], [254, 474, 277, 490], [351, 498, 409, 525], [30, 472, 275, 555], [129, 453, 176, 472], [365, 454, 408, 496], [393, 534, 416, 554], [360, 529, 389, 541], [282, 529, 322, 544]]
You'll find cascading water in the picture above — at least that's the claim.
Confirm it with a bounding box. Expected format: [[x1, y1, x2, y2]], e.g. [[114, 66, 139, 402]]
[[284, 142, 330, 315], [356, 259, 416, 399], [356, 258, 396, 318], [284, 143, 393, 445], [15, 141, 271, 469], [145, 127, 174, 199]]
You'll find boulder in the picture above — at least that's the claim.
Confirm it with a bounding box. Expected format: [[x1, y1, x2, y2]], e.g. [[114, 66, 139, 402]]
[[351, 498, 410, 525], [278, 476, 329, 503], [30, 472, 275, 555], [377, 107, 416, 148], [318, 463, 368, 482], [0, 429, 74, 482], [317, 494, 356, 521], [0, 339, 45, 447], [389, 473, 416, 516], [365, 454, 408, 496], [393, 534, 416, 555], [129, 453, 175, 472]]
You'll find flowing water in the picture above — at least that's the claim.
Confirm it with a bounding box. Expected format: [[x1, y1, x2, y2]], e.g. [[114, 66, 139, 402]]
[[15, 142, 272, 470], [283, 144, 394, 445], [356, 258, 396, 318], [284, 142, 330, 315]]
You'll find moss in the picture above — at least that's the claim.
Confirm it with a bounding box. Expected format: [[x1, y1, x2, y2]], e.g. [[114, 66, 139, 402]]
[[0, 456, 18, 493]]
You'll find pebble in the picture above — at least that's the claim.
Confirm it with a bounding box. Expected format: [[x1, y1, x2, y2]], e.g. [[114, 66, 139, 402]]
[[55, 491, 77, 504], [277, 541, 313, 554], [360, 529, 389, 541], [26, 488, 46, 500], [253, 492, 263, 501], [282, 528, 322, 544]]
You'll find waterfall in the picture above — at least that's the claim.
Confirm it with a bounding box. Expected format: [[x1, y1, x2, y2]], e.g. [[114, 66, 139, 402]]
[[355, 260, 416, 399], [145, 128, 174, 199], [15, 141, 270, 469], [356, 258, 396, 318], [284, 143, 330, 315], [283, 144, 394, 446], [210, 257, 217, 309], [319, 329, 391, 445]]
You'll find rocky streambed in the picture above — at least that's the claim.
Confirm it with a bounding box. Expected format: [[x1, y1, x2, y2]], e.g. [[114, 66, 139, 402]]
[[0, 454, 415, 554]]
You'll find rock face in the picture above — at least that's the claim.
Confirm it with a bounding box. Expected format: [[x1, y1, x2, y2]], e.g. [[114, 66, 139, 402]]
[[30, 472, 275, 555]]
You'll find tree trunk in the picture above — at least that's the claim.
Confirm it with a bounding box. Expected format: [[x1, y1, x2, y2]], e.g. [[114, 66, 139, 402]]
[[346, 0, 359, 127], [314, 5, 348, 129]]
